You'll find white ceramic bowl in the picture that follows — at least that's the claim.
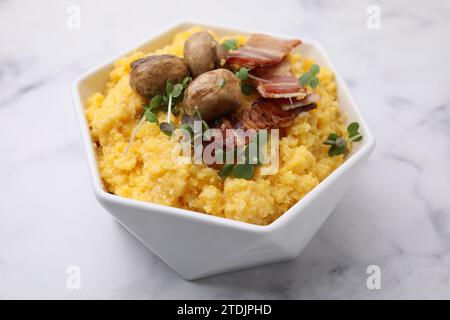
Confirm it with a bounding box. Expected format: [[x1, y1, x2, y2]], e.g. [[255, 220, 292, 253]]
[[72, 22, 375, 280]]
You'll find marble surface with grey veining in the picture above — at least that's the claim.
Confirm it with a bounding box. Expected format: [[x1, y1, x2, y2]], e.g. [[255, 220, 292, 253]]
[[1, 0, 449, 299]]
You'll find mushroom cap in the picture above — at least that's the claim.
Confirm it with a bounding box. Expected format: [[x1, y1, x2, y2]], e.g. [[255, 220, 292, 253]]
[[129, 54, 188, 98], [184, 32, 226, 78], [183, 68, 242, 122]]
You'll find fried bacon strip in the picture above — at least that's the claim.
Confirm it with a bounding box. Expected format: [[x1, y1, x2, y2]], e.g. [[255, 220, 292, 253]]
[[212, 98, 316, 133], [242, 98, 316, 129], [249, 60, 306, 99], [226, 34, 301, 69]]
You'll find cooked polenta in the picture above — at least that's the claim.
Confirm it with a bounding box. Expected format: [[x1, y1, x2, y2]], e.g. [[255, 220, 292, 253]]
[[86, 27, 348, 226]]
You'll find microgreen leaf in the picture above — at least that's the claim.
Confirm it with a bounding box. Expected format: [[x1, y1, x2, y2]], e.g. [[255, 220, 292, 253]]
[[222, 39, 238, 51], [194, 111, 203, 122], [309, 76, 319, 88], [240, 83, 253, 95], [328, 133, 339, 141], [220, 164, 234, 178], [182, 76, 192, 89], [347, 122, 360, 135], [328, 146, 337, 156], [202, 120, 209, 131], [179, 123, 193, 138], [235, 68, 249, 81], [324, 122, 363, 157], [299, 64, 321, 88], [310, 64, 320, 76], [150, 95, 163, 110], [165, 80, 174, 96], [159, 122, 175, 136], [351, 135, 363, 142], [323, 133, 339, 145], [144, 109, 158, 123], [299, 73, 311, 86], [232, 163, 255, 180], [172, 83, 183, 98]]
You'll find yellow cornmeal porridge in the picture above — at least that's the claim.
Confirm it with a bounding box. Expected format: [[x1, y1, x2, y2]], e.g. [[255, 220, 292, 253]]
[[86, 27, 347, 225]]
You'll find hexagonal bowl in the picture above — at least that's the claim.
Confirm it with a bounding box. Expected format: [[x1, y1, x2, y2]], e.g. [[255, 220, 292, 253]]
[[72, 21, 375, 280]]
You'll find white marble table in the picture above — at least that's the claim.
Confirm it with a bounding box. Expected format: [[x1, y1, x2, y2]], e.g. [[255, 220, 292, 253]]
[[1, 0, 449, 299]]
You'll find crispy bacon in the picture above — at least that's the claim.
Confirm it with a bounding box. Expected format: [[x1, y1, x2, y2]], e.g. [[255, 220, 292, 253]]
[[209, 98, 316, 151], [242, 98, 316, 130], [249, 60, 306, 99], [226, 34, 301, 69], [212, 98, 316, 132]]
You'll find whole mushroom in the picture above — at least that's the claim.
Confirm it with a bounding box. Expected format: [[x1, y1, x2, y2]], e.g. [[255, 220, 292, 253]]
[[129, 54, 188, 98], [183, 69, 242, 122], [184, 32, 226, 78]]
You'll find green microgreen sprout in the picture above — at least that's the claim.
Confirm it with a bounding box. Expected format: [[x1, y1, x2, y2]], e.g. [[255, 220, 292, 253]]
[[234, 67, 256, 95], [125, 77, 191, 154], [219, 163, 234, 179], [235, 67, 249, 81], [172, 83, 184, 98], [347, 122, 362, 142], [144, 109, 158, 124], [159, 122, 175, 136], [232, 164, 255, 180], [222, 39, 238, 51], [182, 76, 192, 89], [218, 130, 268, 180], [299, 64, 320, 88], [324, 122, 363, 157], [240, 83, 253, 95]]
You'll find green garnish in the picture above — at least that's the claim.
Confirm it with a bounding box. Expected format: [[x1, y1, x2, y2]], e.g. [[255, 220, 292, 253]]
[[172, 83, 183, 98], [219, 164, 234, 178], [240, 83, 253, 95], [148, 95, 163, 110], [235, 68, 254, 95], [165, 80, 174, 96], [126, 77, 192, 153], [217, 130, 268, 180], [144, 109, 158, 123], [324, 122, 363, 157], [310, 64, 320, 74], [181, 76, 192, 89], [299, 64, 320, 88], [309, 76, 319, 88], [347, 122, 362, 142], [232, 163, 255, 180], [162, 95, 169, 106], [159, 122, 175, 136], [235, 67, 249, 81], [222, 39, 238, 51], [179, 123, 194, 139]]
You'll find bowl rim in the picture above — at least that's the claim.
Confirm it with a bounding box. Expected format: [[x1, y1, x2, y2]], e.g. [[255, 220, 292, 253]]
[[72, 20, 376, 234]]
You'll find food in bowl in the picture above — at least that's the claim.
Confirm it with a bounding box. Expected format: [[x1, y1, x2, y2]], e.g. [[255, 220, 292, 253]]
[[85, 27, 362, 226]]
